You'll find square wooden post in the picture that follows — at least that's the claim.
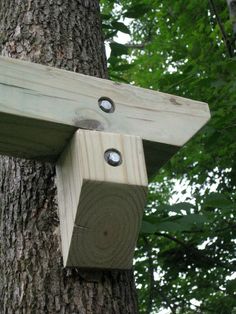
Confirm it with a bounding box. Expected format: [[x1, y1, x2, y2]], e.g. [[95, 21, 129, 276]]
[[56, 129, 148, 269]]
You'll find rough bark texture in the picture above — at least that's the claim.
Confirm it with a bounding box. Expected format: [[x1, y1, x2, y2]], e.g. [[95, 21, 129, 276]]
[[0, 0, 138, 313]]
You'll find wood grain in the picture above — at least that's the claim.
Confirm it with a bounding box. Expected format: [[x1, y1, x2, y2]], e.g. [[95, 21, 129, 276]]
[[0, 56, 210, 178], [56, 129, 148, 269]]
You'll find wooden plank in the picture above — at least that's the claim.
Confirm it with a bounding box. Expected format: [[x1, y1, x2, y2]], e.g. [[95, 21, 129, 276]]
[[0, 112, 76, 161], [56, 129, 148, 269], [0, 56, 210, 177]]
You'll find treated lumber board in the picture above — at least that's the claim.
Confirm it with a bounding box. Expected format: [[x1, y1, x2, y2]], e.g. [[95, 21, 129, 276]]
[[0, 56, 210, 177], [0, 112, 76, 161], [56, 129, 148, 269]]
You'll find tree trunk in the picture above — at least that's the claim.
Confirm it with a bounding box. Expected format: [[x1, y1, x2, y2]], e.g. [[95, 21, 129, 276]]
[[0, 1, 138, 313], [227, 0, 236, 41]]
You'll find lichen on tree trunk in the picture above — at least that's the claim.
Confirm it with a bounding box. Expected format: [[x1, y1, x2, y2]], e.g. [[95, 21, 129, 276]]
[[0, 0, 138, 313]]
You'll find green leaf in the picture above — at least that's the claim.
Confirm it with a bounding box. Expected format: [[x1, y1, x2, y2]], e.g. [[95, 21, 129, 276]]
[[154, 214, 207, 232], [169, 202, 194, 213], [204, 193, 235, 209], [102, 23, 112, 30], [141, 213, 207, 234], [153, 202, 194, 214], [141, 221, 157, 234], [110, 42, 129, 56], [124, 4, 152, 18], [104, 30, 118, 40], [155, 221, 188, 232], [190, 41, 201, 58], [101, 13, 112, 20], [226, 279, 236, 295], [176, 214, 208, 226], [111, 21, 130, 34]]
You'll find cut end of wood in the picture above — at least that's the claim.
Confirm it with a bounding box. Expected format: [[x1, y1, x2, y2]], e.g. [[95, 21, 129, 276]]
[[66, 181, 147, 269]]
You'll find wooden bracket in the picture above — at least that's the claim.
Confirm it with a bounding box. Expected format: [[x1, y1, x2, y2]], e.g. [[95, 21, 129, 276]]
[[0, 57, 211, 269], [56, 130, 148, 269]]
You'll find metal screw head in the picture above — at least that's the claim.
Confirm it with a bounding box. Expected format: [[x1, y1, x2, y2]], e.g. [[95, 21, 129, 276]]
[[98, 97, 115, 113], [104, 149, 122, 167]]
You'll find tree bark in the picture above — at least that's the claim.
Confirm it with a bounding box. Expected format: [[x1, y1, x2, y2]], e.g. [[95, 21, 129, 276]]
[[0, 0, 138, 313], [227, 0, 236, 43]]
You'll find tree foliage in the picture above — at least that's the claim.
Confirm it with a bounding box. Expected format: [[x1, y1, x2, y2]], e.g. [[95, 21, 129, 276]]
[[101, 0, 236, 313]]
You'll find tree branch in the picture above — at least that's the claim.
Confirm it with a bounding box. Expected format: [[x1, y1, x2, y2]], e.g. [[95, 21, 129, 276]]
[[155, 232, 187, 247], [209, 0, 234, 57], [124, 42, 151, 49], [155, 232, 236, 271]]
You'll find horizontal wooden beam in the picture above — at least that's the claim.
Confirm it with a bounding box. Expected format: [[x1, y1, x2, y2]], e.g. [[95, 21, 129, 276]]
[[56, 130, 148, 269], [0, 57, 210, 177]]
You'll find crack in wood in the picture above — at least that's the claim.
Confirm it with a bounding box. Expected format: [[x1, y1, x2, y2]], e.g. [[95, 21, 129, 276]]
[[74, 224, 89, 231]]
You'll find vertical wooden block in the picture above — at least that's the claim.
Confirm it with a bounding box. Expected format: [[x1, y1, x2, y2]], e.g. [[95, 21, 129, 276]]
[[56, 129, 148, 269]]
